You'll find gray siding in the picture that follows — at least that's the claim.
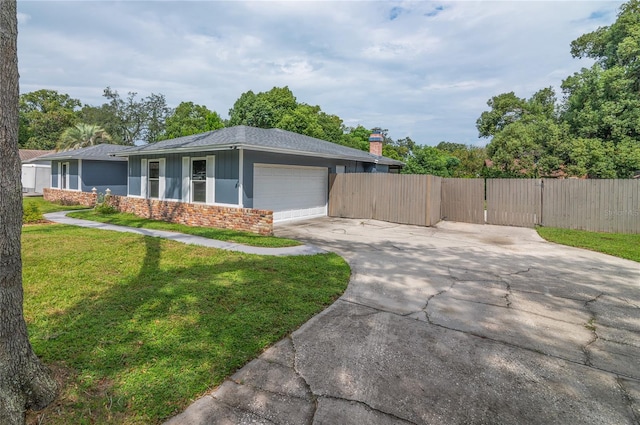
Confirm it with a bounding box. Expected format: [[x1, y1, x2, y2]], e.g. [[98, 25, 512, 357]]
[[51, 162, 58, 187], [128, 157, 141, 196], [128, 151, 240, 204], [69, 160, 79, 190], [215, 150, 239, 205], [81, 160, 128, 196], [165, 154, 182, 200]]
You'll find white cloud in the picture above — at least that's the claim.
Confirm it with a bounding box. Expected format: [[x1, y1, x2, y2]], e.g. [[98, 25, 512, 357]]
[[16, 0, 625, 146]]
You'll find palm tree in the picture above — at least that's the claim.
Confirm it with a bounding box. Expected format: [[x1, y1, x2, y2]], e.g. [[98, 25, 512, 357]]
[[56, 123, 112, 151]]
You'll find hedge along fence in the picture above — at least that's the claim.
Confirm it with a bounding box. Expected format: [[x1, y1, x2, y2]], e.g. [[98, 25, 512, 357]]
[[43, 188, 274, 235]]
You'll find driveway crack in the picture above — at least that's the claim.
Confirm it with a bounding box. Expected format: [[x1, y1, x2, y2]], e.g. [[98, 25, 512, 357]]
[[582, 293, 603, 366], [290, 335, 318, 424], [423, 274, 457, 324], [208, 394, 279, 425], [319, 395, 418, 425], [616, 376, 640, 424]]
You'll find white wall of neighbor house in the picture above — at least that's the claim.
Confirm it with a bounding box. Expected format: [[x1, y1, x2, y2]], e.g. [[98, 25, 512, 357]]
[[21, 164, 51, 193]]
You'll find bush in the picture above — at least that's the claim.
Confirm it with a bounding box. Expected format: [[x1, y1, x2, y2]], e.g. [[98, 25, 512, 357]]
[[23, 203, 44, 223], [94, 193, 118, 215]]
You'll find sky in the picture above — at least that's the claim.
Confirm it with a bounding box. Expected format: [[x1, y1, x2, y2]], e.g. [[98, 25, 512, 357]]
[[17, 1, 625, 146]]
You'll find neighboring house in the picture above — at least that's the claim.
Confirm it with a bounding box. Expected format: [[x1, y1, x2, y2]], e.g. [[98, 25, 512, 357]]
[[33, 144, 129, 196], [114, 125, 404, 222], [20, 149, 53, 194]]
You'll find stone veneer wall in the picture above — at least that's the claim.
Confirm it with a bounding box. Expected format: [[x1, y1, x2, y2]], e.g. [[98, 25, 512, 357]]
[[43, 188, 97, 207], [44, 188, 274, 235]]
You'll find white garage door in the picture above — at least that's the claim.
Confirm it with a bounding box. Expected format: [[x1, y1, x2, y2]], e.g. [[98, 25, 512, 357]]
[[253, 164, 328, 222]]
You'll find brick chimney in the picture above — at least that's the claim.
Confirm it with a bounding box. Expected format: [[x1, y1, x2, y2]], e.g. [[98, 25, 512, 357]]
[[369, 128, 383, 156]]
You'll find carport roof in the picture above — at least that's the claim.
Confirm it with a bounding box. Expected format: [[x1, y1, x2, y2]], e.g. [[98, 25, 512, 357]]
[[28, 144, 129, 162], [114, 126, 405, 167]]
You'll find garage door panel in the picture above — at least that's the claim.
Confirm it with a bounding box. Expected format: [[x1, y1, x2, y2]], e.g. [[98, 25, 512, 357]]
[[254, 164, 328, 222]]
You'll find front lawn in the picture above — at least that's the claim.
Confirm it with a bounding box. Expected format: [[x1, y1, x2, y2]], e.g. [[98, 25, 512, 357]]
[[23, 196, 88, 214], [23, 224, 350, 424], [67, 210, 301, 248], [537, 227, 640, 263]]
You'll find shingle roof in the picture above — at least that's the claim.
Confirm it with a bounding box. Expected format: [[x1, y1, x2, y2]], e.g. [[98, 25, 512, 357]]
[[115, 126, 404, 166], [27, 144, 128, 162], [19, 149, 54, 162]]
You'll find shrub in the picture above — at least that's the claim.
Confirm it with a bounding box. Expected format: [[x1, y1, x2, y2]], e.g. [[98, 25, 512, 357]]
[[94, 193, 118, 215], [23, 203, 44, 223]]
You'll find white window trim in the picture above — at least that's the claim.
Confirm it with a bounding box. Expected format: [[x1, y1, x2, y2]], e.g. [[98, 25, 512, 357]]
[[158, 158, 166, 200], [142, 158, 165, 200], [206, 155, 215, 204], [238, 148, 244, 207], [141, 159, 148, 198], [59, 161, 70, 190], [190, 156, 207, 204]]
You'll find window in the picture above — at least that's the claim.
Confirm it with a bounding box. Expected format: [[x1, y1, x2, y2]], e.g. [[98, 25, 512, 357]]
[[191, 159, 206, 203], [61, 163, 68, 189], [148, 161, 160, 198]]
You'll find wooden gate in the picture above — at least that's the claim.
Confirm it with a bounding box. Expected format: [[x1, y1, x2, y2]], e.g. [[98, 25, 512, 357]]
[[486, 179, 542, 227], [441, 178, 484, 224]]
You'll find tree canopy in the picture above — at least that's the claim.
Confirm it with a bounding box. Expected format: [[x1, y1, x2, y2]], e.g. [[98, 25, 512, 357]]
[[161, 101, 224, 140], [19, 89, 80, 149], [479, 0, 640, 178], [57, 123, 112, 151]]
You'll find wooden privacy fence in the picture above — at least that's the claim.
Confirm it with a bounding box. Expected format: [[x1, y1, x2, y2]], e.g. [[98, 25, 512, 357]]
[[328, 174, 639, 234], [328, 173, 441, 226], [441, 178, 484, 224], [486, 179, 542, 227], [543, 179, 640, 233]]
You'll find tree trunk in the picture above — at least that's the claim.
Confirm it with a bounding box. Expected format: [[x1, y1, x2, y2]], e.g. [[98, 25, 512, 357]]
[[0, 1, 58, 423]]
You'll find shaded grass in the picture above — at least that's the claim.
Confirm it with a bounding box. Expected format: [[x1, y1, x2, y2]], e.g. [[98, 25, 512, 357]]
[[67, 210, 301, 248], [537, 227, 640, 263], [23, 224, 350, 424]]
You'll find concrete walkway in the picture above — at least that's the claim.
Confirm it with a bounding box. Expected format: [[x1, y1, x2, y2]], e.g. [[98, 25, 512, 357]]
[[165, 217, 640, 425], [43, 211, 326, 256]]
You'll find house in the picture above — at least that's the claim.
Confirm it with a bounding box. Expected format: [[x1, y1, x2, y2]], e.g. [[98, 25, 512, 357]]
[[113, 125, 403, 222], [33, 144, 130, 196], [20, 149, 53, 194]]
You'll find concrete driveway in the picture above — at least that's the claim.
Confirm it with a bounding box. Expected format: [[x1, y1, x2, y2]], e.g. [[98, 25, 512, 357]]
[[166, 218, 640, 425]]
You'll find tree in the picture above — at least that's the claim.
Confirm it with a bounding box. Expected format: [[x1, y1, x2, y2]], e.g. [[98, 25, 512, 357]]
[[228, 86, 347, 143], [228, 86, 297, 128], [101, 87, 169, 145], [162, 101, 224, 140], [79, 103, 123, 144], [18, 89, 80, 149], [57, 123, 112, 151], [401, 145, 460, 176], [476, 90, 555, 177], [437, 142, 488, 178], [339, 125, 371, 151], [384, 137, 416, 161], [476, 92, 527, 138], [276, 103, 344, 142], [0, 1, 58, 423]]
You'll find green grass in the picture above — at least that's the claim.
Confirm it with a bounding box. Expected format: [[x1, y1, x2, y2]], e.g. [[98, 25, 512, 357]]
[[23, 224, 350, 424], [537, 227, 640, 263], [23, 196, 88, 214], [67, 210, 301, 248]]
